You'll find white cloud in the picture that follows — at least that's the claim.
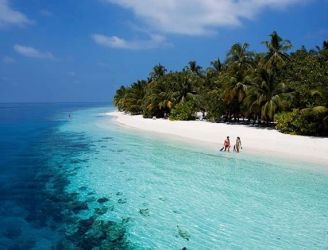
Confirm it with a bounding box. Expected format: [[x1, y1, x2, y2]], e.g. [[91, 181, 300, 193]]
[[102, 0, 306, 35], [92, 33, 167, 49], [2, 56, 15, 63], [0, 0, 32, 28], [14, 44, 54, 59]]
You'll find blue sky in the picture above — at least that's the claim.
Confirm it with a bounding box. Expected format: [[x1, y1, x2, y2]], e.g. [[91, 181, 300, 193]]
[[0, 0, 327, 102]]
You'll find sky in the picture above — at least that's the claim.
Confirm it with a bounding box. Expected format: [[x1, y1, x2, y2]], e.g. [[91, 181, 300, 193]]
[[0, 0, 327, 103]]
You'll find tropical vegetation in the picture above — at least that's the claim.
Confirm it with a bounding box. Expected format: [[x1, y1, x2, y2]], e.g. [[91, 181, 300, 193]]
[[113, 32, 328, 136]]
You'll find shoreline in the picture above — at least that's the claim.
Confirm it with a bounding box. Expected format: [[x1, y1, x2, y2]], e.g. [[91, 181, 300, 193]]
[[106, 111, 328, 166]]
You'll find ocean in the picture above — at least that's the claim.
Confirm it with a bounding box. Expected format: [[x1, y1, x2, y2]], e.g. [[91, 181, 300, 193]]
[[0, 103, 327, 249]]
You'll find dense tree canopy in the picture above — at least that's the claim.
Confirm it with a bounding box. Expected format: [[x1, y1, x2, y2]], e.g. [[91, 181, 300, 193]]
[[114, 32, 328, 136]]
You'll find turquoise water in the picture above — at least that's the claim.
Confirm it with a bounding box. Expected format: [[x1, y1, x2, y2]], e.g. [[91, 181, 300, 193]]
[[59, 107, 328, 249], [1, 104, 328, 249]]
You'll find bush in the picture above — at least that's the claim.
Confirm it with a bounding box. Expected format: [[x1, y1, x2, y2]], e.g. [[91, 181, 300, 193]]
[[169, 101, 196, 120], [275, 106, 328, 136]]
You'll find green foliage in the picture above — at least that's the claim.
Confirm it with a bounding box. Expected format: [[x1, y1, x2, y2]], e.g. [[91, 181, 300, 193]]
[[203, 90, 225, 121], [113, 86, 126, 112], [282, 47, 328, 108], [169, 101, 196, 121], [113, 31, 328, 136], [141, 71, 199, 118], [149, 64, 167, 81], [262, 31, 292, 71], [113, 81, 147, 114], [275, 107, 328, 136]]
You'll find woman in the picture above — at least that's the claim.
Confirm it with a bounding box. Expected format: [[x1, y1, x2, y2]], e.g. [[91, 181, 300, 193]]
[[234, 137, 242, 153]]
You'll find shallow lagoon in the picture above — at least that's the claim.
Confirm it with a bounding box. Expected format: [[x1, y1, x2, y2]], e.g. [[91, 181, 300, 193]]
[[1, 104, 327, 249], [63, 107, 328, 249]]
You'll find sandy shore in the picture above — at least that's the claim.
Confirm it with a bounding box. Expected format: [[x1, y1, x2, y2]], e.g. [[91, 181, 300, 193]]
[[107, 111, 328, 165]]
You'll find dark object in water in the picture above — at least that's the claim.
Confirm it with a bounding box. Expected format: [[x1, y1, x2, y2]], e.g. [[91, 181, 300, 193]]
[[139, 208, 150, 217], [177, 225, 190, 241], [79, 186, 87, 191], [102, 137, 113, 140], [71, 201, 89, 214], [97, 197, 109, 203], [117, 198, 127, 204], [95, 207, 109, 215]]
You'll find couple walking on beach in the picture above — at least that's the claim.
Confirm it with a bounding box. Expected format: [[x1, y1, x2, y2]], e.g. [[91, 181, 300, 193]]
[[221, 136, 242, 153]]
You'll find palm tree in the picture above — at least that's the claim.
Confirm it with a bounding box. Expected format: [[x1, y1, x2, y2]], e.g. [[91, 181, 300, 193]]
[[113, 86, 126, 111], [210, 58, 222, 72], [317, 40, 328, 62], [262, 31, 292, 71], [123, 80, 147, 114], [323, 40, 328, 50], [245, 69, 288, 123], [149, 64, 167, 81], [226, 43, 254, 69], [222, 43, 254, 121], [143, 77, 172, 118], [207, 57, 222, 79], [172, 72, 196, 103], [186, 61, 203, 76]]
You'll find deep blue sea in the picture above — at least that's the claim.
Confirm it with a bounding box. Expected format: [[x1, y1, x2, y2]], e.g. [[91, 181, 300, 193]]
[[0, 103, 327, 249]]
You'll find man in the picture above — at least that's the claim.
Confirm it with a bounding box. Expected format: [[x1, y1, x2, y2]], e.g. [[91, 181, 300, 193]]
[[224, 136, 231, 152]]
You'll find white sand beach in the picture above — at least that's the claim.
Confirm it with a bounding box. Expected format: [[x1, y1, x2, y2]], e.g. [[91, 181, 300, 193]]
[[107, 111, 328, 165]]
